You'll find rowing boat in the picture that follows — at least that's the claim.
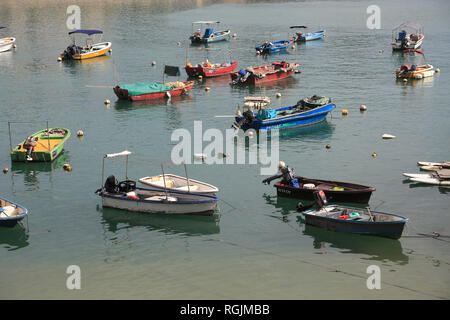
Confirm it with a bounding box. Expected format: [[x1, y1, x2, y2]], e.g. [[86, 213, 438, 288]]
[[139, 174, 219, 195], [404, 169, 450, 186], [230, 61, 299, 85], [0, 27, 15, 53], [114, 81, 194, 101], [10, 127, 70, 162], [0, 197, 28, 228]]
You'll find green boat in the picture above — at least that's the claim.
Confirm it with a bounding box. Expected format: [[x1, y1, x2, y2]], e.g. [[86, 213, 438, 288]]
[[10, 128, 70, 162]]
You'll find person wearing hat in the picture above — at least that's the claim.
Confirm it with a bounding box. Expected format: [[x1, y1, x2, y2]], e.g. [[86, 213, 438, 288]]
[[262, 161, 296, 186]]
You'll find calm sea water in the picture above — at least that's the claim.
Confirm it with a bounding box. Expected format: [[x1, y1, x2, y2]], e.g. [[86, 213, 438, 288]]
[[0, 0, 449, 299]]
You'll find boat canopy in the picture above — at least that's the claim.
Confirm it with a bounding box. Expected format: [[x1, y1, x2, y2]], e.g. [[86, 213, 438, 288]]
[[68, 29, 103, 36], [192, 21, 220, 25], [104, 150, 132, 158], [392, 22, 423, 32]]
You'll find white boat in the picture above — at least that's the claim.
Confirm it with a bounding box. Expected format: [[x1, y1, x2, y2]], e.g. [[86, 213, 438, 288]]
[[392, 22, 424, 51], [139, 174, 219, 195], [95, 150, 219, 215], [59, 29, 111, 60], [405, 169, 450, 186], [0, 27, 15, 53], [417, 161, 450, 167]]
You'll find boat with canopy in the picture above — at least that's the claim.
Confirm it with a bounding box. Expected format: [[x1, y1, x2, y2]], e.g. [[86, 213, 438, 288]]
[[395, 49, 434, 80], [59, 29, 111, 60], [95, 151, 219, 215], [190, 21, 231, 44], [0, 27, 15, 52], [392, 22, 424, 50]]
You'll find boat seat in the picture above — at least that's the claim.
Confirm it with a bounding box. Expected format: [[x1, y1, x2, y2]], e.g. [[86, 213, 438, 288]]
[[0, 206, 17, 218], [149, 179, 174, 189]]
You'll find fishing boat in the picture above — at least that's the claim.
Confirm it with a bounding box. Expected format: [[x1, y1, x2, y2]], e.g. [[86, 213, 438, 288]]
[[230, 61, 299, 85], [95, 151, 219, 215], [297, 191, 408, 239], [270, 176, 375, 203], [59, 29, 111, 60], [232, 95, 334, 131], [114, 80, 194, 101], [403, 169, 450, 186], [294, 30, 325, 42], [139, 175, 219, 195], [396, 49, 434, 80], [0, 197, 28, 228], [185, 60, 238, 78], [392, 22, 424, 51], [0, 27, 15, 53], [190, 21, 230, 44], [255, 40, 290, 55], [9, 124, 70, 162]]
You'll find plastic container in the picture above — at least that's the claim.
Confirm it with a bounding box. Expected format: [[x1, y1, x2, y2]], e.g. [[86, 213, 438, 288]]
[[338, 215, 350, 220]]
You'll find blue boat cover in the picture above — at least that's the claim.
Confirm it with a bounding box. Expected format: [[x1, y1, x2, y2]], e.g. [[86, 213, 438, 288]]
[[68, 29, 103, 36], [257, 109, 277, 120]]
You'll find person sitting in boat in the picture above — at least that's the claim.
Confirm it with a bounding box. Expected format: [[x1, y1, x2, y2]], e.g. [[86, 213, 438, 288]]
[[205, 59, 212, 68], [262, 161, 298, 187], [23, 136, 38, 161]]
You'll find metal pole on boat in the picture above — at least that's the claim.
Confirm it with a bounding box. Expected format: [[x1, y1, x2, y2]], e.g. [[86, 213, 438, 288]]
[[101, 156, 105, 188], [183, 162, 191, 193], [8, 121, 12, 153], [161, 164, 169, 200], [125, 154, 129, 180], [46, 120, 50, 152]]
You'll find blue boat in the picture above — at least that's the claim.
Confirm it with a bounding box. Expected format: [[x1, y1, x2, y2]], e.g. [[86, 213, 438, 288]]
[[0, 196, 28, 228], [190, 21, 231, 44], [295, 30, 325, 42], [256, 40, 290, 55], [233, 96, 335, 131]]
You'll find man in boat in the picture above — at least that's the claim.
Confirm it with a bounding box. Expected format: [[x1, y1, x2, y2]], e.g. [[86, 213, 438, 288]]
[[262, 161, 298, 187], [23, 136, 38, 161]]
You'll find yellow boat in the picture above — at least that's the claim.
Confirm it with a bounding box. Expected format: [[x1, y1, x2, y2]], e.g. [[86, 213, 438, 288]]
[[59, 29, 111, 61], [396, 49, 434, 80]]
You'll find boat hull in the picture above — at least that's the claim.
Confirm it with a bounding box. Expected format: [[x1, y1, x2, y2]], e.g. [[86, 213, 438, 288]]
[[0, 37, 15, 52], [99, 188, 218, 215], [396, 64, 434, 79], [296, 31, 325, 42], [10, 128, 70, 162], [303, 210, 407, 239], [275, 177, 375, 203], [392, 36, 423, 50], [139, 174, 219, 195], [114, 81, 194, 101], [0, 197, 28, 228], [191, 30, 231, 44], [230, 69, 295, 85], [185, 61, 238, 77], [61, 42, 111, 60]]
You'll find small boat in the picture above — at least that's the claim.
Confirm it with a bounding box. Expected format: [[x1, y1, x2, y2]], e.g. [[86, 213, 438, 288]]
[[114, 80, 194, 101], [59, 29, 111, 60], [232, 95, 334, 131], [396, 49, 434, 80], [190, 21, 230, 44], [255, 40, 290, 55], [10, 127, 70, 162], [0, 27, 15, 53], [294, 30, 325, 42], [0, 197, 28, 228], [185, 60, 238, 78], [298, 191, 408, 239], [230, 61, 299, 85], [404, 169, 450, 186], [139, 174, 219, 195], [417, 161, 450, 168], [95, 151, 219, 215], [243, 96, 270, 108], [273, 176, 375, 203], [392, 22, 424, 51]]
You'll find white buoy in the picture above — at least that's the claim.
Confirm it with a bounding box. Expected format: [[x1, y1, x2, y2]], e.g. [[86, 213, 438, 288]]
[[218, 152, 230, 158], [177, 42, 181, 46], [435, 68, 440, 73], [57, 57, 62, 62], [232, 33, 237, 38], [360, 104, 367, 111], [194, 153, 207, 161], [3, 168, 8, 174], [13, 44, 17, 49], [77, 130, 84, 137], [152, 61, 156, 66], [205, 87, 210, 91], [276, 93, 281, 98], [342, 109, 348, 115], [104, 99, 110, 105], [382, 134, 396, 139], [403, 78, 408, 82]]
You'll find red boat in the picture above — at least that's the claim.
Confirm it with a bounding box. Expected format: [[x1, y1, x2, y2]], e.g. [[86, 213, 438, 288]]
[[113, 81, 195, 101], [185, 61, 238, 78], [230, 61, 299, 85]]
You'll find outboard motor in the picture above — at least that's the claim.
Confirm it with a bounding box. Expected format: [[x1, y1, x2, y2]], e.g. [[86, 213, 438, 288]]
[[232, 109, 256, 130], [118, 180, 137, 193], [104, 175, 119, 193]]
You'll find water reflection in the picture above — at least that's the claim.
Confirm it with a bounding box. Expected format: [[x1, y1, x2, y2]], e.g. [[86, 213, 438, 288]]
[[405, 180, 450, 195], [113, 94, 193, 110], [297, 216, 409, 265], [230, 76, 297, 95], [100, 207, 221, 236], [0, 225, 29, 251]]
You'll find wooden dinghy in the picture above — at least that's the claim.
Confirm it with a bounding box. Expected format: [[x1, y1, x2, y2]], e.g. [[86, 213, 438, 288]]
[[230, 61, 300, 85], [59, 29, 111, 61], [0, 197, 28, 228], [114, 81, 194, 101], [298, 191, 408, 239], [139, 174, 219, 195], [10, 127, 70, 162], [404, 169, 450, 186], [185, 60, 238, 78]]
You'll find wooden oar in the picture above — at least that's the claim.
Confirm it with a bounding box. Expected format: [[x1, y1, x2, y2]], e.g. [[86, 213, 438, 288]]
[[366, 206, 374, 222]]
